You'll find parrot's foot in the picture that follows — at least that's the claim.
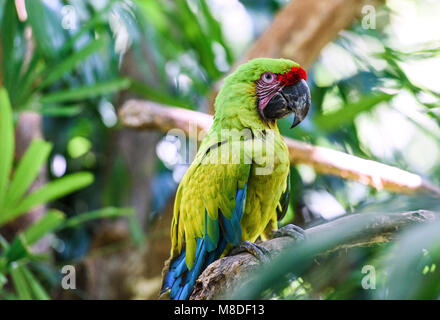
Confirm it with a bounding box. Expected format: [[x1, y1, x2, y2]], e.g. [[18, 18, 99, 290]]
[[230, 240, 271, 264], [272, 224, 306, 242]]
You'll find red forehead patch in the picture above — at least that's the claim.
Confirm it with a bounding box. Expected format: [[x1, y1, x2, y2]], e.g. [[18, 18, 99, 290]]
[[279, 66, 307, 86]]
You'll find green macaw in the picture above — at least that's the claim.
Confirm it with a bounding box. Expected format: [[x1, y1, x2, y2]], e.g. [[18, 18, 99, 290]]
[[161, 58, 311, 300]]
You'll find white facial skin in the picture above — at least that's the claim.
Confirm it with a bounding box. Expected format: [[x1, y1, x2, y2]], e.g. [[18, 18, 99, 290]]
[[256, 72, 284, 115]]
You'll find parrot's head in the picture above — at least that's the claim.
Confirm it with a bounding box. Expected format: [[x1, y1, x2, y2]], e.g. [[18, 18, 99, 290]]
[[215, 58, 310, 130]]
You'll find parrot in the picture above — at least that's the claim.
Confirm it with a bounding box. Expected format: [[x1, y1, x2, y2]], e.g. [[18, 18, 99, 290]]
[[161, 58, 311, 300]]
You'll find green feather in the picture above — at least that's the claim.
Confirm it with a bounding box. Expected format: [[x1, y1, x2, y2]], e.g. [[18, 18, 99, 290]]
[[169, 58, 299, 271]]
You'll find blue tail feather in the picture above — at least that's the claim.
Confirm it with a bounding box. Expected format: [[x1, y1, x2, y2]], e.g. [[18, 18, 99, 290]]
[[170, 276, 182, 297], [177, 283, 190, 300], [163, 249, 187, 291]]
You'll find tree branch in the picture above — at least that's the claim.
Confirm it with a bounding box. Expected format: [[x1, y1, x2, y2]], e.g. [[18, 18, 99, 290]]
[[243, 0, 381, 68], [189, 210, 440, 300], [119, 100, 440, 197]]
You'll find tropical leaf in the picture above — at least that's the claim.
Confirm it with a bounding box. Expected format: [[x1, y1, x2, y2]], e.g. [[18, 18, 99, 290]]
[[6, 210, 65, 262], [0, 172, 93, 225], [36, 104, 83, 117], [0, 88, 14, 210], [58, 1, 113, 56], [0, 0, 19, 91], [23, 210, 65, 245], [62, 207, 134, 229], [39, 78, 131, 104], [10, 263, 32, 300], [39, 38, 106, 89], [5, 139, 52, 209], [129, 80, 193, 109], [25, 0, 66, 59], [314, 92, 395, 131], [376, 221, 440, 299], [21, 266, 50, 300]]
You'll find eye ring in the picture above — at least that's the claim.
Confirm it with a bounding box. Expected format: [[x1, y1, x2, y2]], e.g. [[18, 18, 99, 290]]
[[262, 72, 275, 84]]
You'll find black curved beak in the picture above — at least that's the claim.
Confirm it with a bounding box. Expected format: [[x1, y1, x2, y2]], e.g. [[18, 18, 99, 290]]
[[262, 79, 311, 128]]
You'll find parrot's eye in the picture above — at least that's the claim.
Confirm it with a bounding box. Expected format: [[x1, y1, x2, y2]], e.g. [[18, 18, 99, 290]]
[[261, 72, 276, 84]]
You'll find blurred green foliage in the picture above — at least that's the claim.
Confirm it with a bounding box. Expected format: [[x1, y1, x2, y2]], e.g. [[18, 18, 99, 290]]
[[238, 2, 440, 299], [0, 88, 133, 299], [232, 212, 440, 300], [0, 0, 242, 299]]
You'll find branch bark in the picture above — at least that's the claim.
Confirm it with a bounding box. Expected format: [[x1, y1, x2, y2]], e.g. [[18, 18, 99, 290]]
[[119, 100, 440, 197], [244, 0, 381, 68], [189, 210, 440, 300]]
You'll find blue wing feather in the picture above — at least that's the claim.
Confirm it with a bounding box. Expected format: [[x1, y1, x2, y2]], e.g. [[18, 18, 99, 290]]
[[162, 183, 247, 300], [220, 183, 247, 245], [204, 210, 219, 252]]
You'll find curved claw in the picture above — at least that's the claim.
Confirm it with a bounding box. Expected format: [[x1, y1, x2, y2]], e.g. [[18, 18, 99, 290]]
[[230, 240, 271, 264], [272, 224, 306, 241]]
